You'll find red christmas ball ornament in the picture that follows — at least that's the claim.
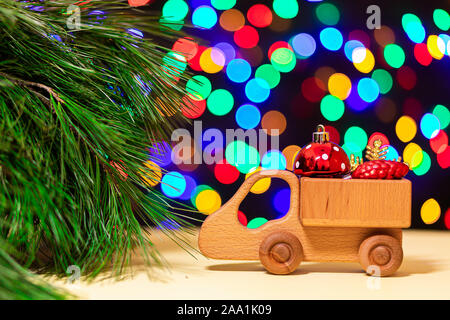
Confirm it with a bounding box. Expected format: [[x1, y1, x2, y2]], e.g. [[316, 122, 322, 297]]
[[294, 125, 350, 177]]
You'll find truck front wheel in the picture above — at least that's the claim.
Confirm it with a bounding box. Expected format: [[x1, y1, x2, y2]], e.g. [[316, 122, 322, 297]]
[[259, 232, 303, 275], [359, 234, 403, 277]]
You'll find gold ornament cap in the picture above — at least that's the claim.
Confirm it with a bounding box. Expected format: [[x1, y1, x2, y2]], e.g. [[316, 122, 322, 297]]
[[312, 125, 330, 144]]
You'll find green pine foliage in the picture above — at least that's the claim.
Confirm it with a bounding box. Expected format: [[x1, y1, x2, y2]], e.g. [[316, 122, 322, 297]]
[[0, 0, 196, 299]]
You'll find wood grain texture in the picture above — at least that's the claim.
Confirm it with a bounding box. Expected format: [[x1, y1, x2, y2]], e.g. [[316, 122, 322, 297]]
[[198, 170, 404, 265], [300, 178, 411, 228]]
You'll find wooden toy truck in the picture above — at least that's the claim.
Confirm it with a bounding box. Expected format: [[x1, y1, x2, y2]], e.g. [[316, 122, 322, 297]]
[[199, 170, 411, 276]]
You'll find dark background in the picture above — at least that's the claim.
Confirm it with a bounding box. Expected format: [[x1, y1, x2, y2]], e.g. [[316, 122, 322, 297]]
[[148, 0, 449, 229]]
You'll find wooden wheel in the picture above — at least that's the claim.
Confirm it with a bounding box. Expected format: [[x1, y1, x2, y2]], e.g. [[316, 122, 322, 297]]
[[259, 232, 303, 275], [359, 234, 403, 277]]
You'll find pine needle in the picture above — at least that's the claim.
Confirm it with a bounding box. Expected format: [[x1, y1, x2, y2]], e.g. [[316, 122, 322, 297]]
[[0, 0, 195, 299]]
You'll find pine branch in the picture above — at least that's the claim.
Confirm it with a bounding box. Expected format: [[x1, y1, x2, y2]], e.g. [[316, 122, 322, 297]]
[[0, 0, 196, 299], [0, 72, 65, 106]]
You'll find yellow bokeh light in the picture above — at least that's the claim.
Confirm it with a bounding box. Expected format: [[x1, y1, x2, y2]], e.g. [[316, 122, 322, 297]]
[[140, 160, 162, 187], [195, 189, 222, 215], [245, 167, 271, 194], [427, 35, 445, 60], [199, 47, 225, 73], [403, 143, 422, 168], [328, 73, 352, 100], [421, 198, 441, 224], [410, 150, 424, 169], [353, 48, 375, 73], [395, 115, 417, 142]]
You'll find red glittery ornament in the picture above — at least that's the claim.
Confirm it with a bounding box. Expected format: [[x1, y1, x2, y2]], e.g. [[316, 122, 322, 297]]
[[294, 125, 350, 177], [352, 160, 409, 179]]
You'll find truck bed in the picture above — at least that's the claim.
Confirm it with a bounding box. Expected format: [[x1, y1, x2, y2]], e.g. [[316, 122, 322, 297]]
[[300, 178, 411, 228]]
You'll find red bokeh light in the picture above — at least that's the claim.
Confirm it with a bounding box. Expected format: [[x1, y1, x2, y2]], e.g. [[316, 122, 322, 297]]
[[301, 77, 326, 103], [182, 96, 206, 119], [128, 0, 152, 6], [402, 97, 422, 121], [188, 45, 207, 71], [414, 43, 433, 66], [368, 132, 390, 147], [445, 208, 450, 230], [396, 66, 417, 90], [430, 130, 448, 154], [247, 4, 273, 28], [238, 210, 248, 226], [325, 125, 340, 144], [172, 37, 198, 61], [437, 145, 450, 169], [348, 29, 371, 48], [214, 160, 240, 184], [234, 25, 259, 49]]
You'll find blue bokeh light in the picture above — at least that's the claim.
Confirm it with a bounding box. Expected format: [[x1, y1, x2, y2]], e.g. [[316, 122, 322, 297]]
[[291, 33, 316, 58], [273, 188, 291, 218], [178, 175, 197, 200], [357, 78, 380, 103], [344, 40, 365, 62], [346, 83, 370, 111], [148, 141, 172, 167], [420, 113, 441, 139], [214, 42, 236, 65], [161, 171, 187, 198], [235, 104, 261, 129], [192, 5, 217, 29], [226, 59, 251, 83], [245, 78, 270, 103], [319, 27, 343, 51], [384, 145, 400, 161], [261, 150, 287, 170]]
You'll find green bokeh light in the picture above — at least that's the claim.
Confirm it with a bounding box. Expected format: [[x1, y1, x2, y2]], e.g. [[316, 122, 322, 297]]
[[344, 126, 368, 152], [342, 142, 362, 159], [402, 13, 422, 28], [433, 9, 450, 31], [384, 44, 406, 68], [162, 51, 187, 79], [273, 0, 299, 20], [225, 140, 260, 173], [162, 0, 189, 21], [186, 75, 212, 100], [247, 217, 268, 229], [211, 0, 236, 10], [255, 64, 281, 89], [315, 3, 340, 26], [413, 151, 431, 176], [320, 94, 345, 121], [207, 89, 234, 116], [433, 104, 450, 129], [270, 48, 296, 73], [371, 69, 393, 94]]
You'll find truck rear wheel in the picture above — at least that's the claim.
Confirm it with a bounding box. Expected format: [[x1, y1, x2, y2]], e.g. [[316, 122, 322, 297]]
[[359, 234, 403, 277], [259, 232, 303, 275]]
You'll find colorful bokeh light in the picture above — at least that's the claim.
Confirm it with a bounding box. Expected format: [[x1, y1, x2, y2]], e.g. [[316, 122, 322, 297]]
[[207, 89, 234, 116], [226, 58, 251, 83], [320, 94, 345, 121], [192, 5, 218, 29], [320, 27, 343, 51], [235, 104, 261, 129]]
